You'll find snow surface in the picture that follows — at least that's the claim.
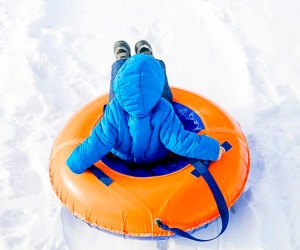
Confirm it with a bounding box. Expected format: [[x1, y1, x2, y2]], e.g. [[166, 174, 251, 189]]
[[1, 0, 300, 249]]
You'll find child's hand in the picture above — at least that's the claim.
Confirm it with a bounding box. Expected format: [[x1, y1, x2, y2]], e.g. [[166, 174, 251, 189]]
[[217, 146, 225, 161]]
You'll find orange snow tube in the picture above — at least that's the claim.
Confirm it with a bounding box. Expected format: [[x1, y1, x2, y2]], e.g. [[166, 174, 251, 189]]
[[49, 88, 250, 239]]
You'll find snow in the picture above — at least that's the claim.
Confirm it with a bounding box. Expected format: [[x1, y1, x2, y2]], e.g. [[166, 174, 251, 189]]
[[1, 0, 300, 249]]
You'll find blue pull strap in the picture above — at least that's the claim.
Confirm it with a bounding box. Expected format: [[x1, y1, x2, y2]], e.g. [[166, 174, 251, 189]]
[[89, 164, 113, 186], [155, 141, 231, 242]]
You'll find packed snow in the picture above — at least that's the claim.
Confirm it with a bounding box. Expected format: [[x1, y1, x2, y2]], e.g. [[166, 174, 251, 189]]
[[1, 0, 300, 249]]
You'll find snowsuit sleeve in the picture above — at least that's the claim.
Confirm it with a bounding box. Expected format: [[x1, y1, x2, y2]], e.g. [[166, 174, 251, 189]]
[[66, 104, 117, 174], [159, 101, 220, 161]]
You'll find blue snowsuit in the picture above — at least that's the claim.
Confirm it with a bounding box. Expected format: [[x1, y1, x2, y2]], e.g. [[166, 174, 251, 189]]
[[67, 54, 220, 174]]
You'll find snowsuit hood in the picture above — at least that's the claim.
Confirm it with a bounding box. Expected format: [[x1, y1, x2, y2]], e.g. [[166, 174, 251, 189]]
[[113, 54, 165, 118]]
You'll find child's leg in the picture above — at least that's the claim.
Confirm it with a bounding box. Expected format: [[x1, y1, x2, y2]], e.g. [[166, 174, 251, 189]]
[[109, 41, 131, 102], [158, 60, 173, 103], [134, 40, 173, 103], [109, 58, 128, 101]]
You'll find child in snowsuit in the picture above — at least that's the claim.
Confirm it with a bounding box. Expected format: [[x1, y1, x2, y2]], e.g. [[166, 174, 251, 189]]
[[67, 40, 224, 174]]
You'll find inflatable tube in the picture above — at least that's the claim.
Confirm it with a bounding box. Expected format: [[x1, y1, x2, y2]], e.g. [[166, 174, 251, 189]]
[[49, 88, 250, 239]]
